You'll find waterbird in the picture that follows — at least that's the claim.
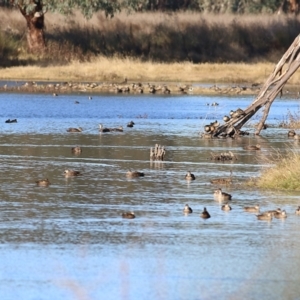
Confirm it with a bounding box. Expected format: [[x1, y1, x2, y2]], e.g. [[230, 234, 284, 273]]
[[36, 178, 51, 186], [122, 212, 135, 219], [221, 203, 232, 211], [64, 169, 81, 177], [200, 207, 211, 219], [244, 205, 260, 213], [183, 204, 193, 214], [66, 127, 83, 133], [126, 170, 144, 178], [214, 188, 232, 201], [185, 171, 196, 180]]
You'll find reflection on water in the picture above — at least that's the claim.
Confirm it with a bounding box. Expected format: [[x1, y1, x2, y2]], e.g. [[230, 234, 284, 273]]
[[0, 93, 300, 300]]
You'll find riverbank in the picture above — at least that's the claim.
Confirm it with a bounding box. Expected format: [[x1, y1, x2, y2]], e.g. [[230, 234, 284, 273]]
[[1, 59, 300, 96]]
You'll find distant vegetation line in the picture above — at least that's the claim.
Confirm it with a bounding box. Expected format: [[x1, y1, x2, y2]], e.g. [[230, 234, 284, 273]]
[[1, 10, 300, 67]]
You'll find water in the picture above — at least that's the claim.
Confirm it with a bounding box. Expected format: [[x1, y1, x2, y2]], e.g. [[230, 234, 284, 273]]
[[0, 92, 300, 300]]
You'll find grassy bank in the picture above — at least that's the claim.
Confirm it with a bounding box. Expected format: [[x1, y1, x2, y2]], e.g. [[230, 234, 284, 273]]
[[0, 58, 278, 84], [256, 150, 300, 191]]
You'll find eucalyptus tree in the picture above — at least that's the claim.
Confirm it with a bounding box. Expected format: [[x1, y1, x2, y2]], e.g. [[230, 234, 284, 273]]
[[5, 0, 125, 52]]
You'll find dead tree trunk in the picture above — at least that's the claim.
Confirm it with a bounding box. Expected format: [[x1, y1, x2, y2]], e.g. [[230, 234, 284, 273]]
[[213, 34, 300, 138]]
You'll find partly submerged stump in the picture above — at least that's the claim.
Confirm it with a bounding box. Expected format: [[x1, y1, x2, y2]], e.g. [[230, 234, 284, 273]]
[[211, 34, 300, 138], [150, 144, 165, 160], [210, 151, 237, 161]]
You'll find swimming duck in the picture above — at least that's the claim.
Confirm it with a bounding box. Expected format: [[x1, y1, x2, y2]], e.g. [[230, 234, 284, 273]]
[[36, 178, 51, 186], [66, 127, 83, 133], [5, 119, 17, 123], [266, 208, 282, 216], [185, 171, 196, 180], [127, 121, 135, 128], [64, 169, 81, 177], [221, 203, 232, 211], [288, 130, 296, 137], [126, 170, 144, 178], [210, 170, 233, 185], [99, 124, 111, 132], [243, 144, 261, 150], [183, 204, 193, 214], [71, 146, 82, 154], [274, 210, 287, 219], [295, 206, 300, 215], [257, 212, 273, 221], [122, 212, 135, 219], [244, 205, 260, 213], [214, 188, 232, 201], [200, 207, 211, 219]]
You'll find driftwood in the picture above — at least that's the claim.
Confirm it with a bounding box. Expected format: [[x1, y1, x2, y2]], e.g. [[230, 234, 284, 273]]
[[212, 34, 300, 138], [150, 144, 165, 160]]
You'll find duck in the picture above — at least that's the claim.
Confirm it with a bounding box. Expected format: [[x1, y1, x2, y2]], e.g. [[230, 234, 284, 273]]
[[66, 127, 83, 133], [64, 169, 81, 177], [112, 126, 124, 132], [256, 212, 273, 221], [210, 170, 233, 185], [122, 212, 135, 219], [127, 121, 135, 128], [5, 119, 17, 123], [288, 130, 296, 137], [71, 146, 82, 154], [274, 210, 287, 219], [214, 188, 232, 201], [185, 171, 196, 180], [244, 205, 260, 213], [183, 204, 193, 214], [243, 144, 261, 150], [295, 206, 300, 215], [266, 208, 282, 216], [126, 170, 144, 178], [200, 207, 211, 219], [99, 124, 111, 132], [36, 178, 51, 186], [223, 116, 230, 122], [221, 203, 232, 211]]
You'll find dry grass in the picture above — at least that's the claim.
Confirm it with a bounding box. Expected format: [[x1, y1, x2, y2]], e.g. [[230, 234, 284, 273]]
[[256, 148, 300, 190], [0, 58, 277, 82], [2, 9, 300, 83], [279, 108, 300, 128]]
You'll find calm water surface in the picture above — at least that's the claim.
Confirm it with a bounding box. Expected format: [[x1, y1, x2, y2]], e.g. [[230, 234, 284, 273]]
[[0, 92, 300, 300]]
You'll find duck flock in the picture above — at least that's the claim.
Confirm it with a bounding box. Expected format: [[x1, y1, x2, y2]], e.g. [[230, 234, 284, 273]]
[[17, 115, 299, 221]]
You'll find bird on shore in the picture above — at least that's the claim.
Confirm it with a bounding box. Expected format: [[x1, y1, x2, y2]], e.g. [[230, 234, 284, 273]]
[[67, 127, 83, 133], [185, 171, 196, 180], [200, 207, 211, 219], [127, 121, 135, 128], [183, 204, 193, 214], [64, 169, 81, 177]]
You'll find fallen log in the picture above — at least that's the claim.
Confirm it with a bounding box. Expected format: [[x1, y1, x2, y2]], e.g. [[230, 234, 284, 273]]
[[211, 34, 300, 138]]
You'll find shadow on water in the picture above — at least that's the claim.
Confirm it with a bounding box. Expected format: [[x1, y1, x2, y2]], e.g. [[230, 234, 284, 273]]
[[0, 92, 300, 299]]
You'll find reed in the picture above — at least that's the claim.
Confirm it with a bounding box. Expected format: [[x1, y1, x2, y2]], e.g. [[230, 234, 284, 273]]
[[256, 149, 300, 190]]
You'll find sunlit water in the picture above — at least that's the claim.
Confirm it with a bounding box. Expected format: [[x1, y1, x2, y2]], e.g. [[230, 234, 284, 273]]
[[0, 92, 300, 300]]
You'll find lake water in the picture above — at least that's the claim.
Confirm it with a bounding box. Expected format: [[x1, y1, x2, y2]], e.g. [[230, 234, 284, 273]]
[[0, 91, 300, 300]]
